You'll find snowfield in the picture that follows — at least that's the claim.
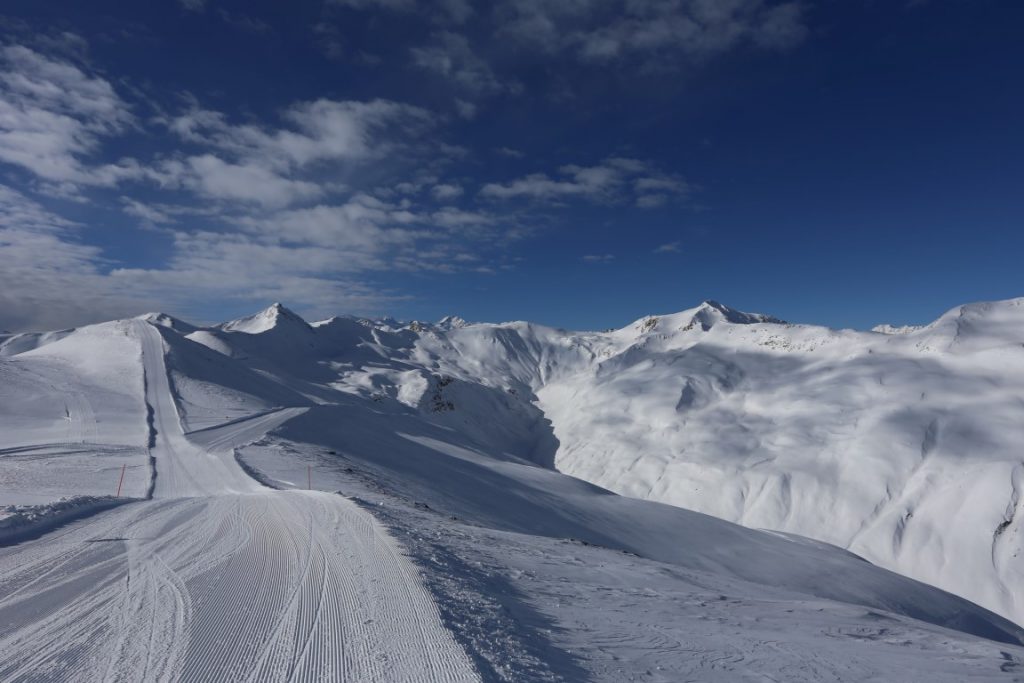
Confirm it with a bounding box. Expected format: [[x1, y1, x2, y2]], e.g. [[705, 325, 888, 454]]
[[1, 320, 476, 682], [1, 299, 1024, 680]]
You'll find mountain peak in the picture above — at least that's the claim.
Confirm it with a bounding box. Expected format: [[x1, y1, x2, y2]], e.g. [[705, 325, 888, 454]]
[[668, 300, 786, 332], [264, 302, 300, 318], [221, 303, 310, 334], [437, 315, 469, 330]]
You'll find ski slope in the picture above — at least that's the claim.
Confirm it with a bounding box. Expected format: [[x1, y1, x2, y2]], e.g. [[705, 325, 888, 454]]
[[0, 492, 477, 682], [0, 320, 149, 509], [0, 321, 478, 682]]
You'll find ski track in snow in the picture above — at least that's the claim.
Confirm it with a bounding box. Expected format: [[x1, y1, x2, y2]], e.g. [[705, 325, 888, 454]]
[[63, 390, 98, 444], [0, 321, 479, 682]]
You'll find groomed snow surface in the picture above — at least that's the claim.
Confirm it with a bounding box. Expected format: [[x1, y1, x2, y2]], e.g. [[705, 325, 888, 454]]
[[0, 321, 474, 682], [1, 301, 1024, 680]]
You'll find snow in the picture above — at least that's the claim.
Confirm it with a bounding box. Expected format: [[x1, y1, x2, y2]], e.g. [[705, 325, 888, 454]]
[[221, 302, 312, 335], [0, 491, 478, 682], [0, 319, 478, 682], [362, 296, 1024, 627], [2, 299, 1024, 679], [872, 323, 924, 335], [238, 408, 1024, 679], [0, 328, 73, 357], [0, 320, 149, 506], [531, 298, 1024, 626], [0, 496, 132, 546]]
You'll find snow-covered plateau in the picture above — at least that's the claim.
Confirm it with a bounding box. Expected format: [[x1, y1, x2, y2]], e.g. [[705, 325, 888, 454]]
[[1, 298, 1023, 681]]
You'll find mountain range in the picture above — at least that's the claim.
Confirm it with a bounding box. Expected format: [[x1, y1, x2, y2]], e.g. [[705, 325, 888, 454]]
[[1, 297, 1023, 680]]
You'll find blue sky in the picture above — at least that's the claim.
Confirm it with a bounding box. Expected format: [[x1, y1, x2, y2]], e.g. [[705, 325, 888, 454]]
[[0, 0, 1021, 332]]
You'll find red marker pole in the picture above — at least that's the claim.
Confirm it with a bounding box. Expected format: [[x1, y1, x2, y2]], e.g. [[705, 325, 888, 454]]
[[115, 464, 126, 497], [307, 464, 311, 490]]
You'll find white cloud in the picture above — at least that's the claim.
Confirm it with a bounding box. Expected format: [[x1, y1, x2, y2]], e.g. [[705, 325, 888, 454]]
[[479, 167, 616, 202], [437, 0, 474, 24], [480, 156, 690, 206], [496, 146, 525, 159], [431, 183, 464, 201], [0, 177, 511, 332], [654, 240, 681, 253], [496, 0, 807, 66], [169, 98, 434, 172], [0, 181, 509, 330], [0, 185, 151, 331], [430, 207, 497, 231], [156, 97, 439, 208], [233, 194, 505, 253], [110, 232, 402, 321], [0, 45, 135, 186], [0, 32, 714, 332], [411, 32, 506, 96], [636, 194, 667, 208], [218, 10, 271, 34], [0, 69, 507, 329], [106, 192, 511, 319], [634, 176, 689, 194], [183, 154, 324, 207], [330, 0, 416, 9], [455, 99, 478, 119], [329, 0, 471, 23], [236, 195, 423, 254], [121, 198, 175, 225]]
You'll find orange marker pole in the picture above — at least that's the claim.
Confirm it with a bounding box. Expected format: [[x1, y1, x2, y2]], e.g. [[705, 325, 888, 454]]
[[115, 464, 126, 497]]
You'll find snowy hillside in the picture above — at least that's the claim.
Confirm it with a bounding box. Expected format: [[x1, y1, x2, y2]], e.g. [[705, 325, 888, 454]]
[[539, 299, 1024, 627], [2, 300, 1024, 680], [212, 296, 1024, 627], [296, 296, 1024, 627]]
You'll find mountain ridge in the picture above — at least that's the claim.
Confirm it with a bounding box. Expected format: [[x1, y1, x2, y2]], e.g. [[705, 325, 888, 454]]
[[4, 296, 1024, 626], [3, 295, 1024, 678]]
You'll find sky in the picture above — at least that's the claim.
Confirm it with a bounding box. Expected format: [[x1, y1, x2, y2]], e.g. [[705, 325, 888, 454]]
[[0, 0, 1022, 333]]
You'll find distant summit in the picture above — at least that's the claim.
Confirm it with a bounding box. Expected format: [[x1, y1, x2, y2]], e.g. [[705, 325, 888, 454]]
[[632, 300, 786, 335], [221, 303, 311, 335], [436, 315, 469, 330], [690, 300, 786, 327]]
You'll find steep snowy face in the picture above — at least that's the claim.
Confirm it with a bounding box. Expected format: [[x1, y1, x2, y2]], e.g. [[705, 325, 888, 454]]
[[435, 315, 469, 330], [533, 298, 1024, 625], [220, 303, 311, 335], [675, 299, 787, 331]]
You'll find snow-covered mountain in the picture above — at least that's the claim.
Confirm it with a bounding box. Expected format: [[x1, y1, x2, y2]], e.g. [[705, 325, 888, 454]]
[[535, 298, 1024, 626], [2, 298, 1024, 679], [178, 297, 1024, 626]]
